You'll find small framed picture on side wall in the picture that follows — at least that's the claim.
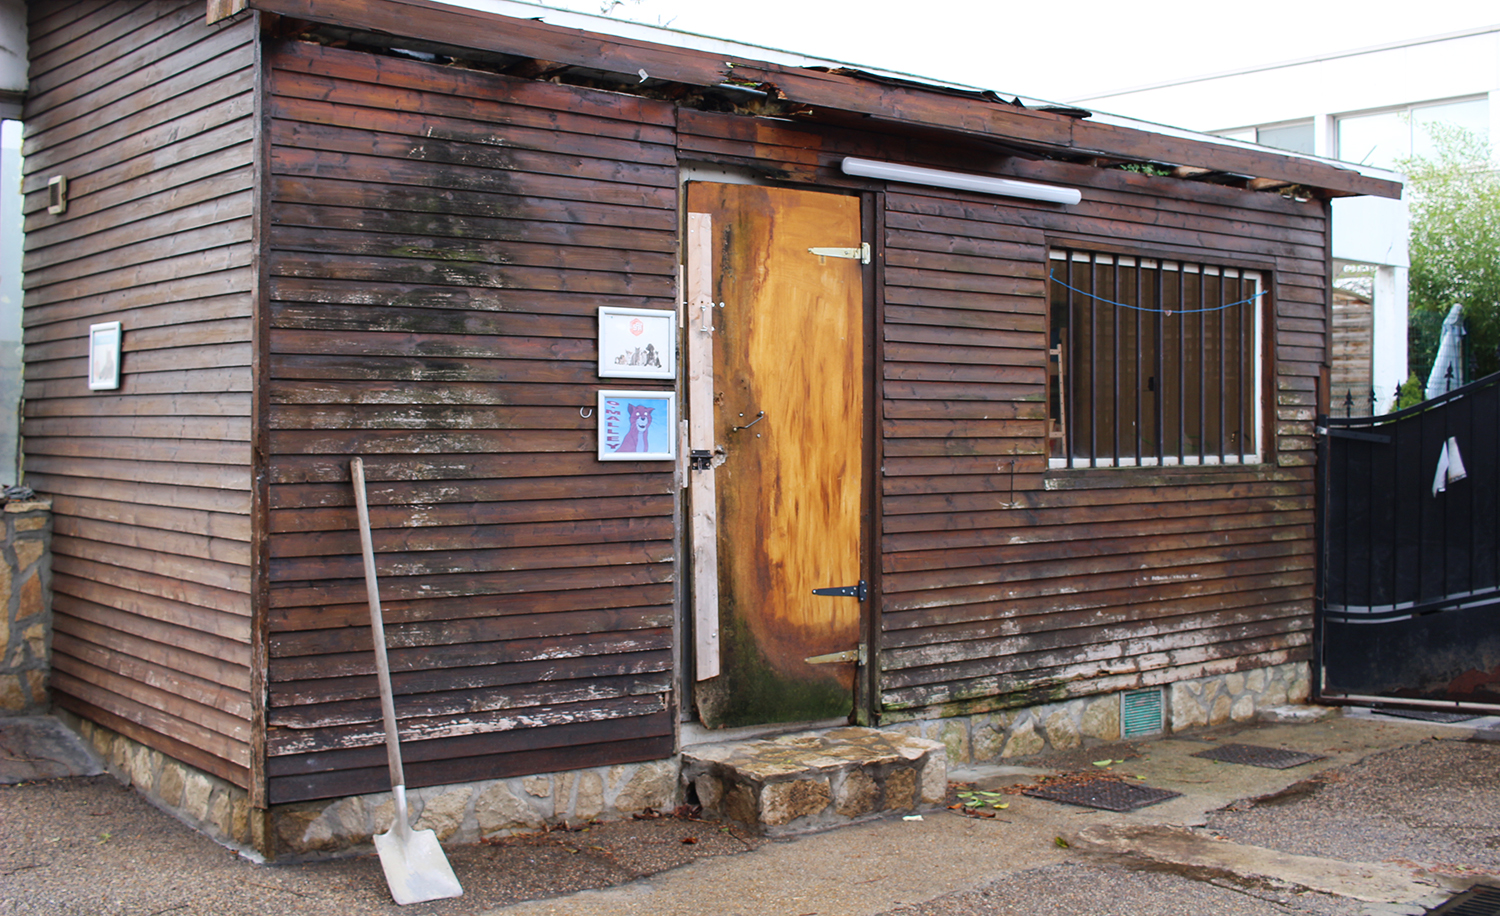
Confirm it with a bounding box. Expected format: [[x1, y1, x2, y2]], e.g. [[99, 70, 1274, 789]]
[[598, 306, 675, 380], [597, 390, 676, 461], [88, 321, 121, 391]]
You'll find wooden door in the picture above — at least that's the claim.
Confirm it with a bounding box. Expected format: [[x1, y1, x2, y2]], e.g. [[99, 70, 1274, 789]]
[[687, 182, 867, 728]]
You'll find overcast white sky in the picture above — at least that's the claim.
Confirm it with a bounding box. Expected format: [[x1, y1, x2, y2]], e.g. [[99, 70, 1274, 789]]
[[476, 0, 1499, 104]]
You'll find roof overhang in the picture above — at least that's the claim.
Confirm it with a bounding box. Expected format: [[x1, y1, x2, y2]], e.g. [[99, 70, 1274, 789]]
[[243, 0, 1403, 200]]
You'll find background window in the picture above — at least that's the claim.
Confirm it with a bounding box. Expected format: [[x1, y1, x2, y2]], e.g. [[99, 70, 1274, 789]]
[[1256, 121, 1315, 156], [1337, 97, 1489, 169], [1049, 250, 1263, 468]]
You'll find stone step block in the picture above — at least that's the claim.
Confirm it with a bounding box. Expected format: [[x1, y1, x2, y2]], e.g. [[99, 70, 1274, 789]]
[[681, 726, 946, 835]]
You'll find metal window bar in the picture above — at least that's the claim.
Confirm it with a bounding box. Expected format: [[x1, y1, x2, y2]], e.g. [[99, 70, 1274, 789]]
[[1112, 257, 1121, 465], [1135, 263, 1144, 463], [1154, 260, 1166, 464], [1177, 264, 1187, 463], [1239, 272, 1250, 461], [1198, 267, 1207, 463], [1217, 270, 1227, 459], [1088, 253, 1098, 466], [1065, 258, 1077, 469]]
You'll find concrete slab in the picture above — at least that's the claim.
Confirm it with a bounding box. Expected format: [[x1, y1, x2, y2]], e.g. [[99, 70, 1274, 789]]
[[1071, 823, 1449, 905], [483, 713, 1487, 915], [0, 715, 103, 784]]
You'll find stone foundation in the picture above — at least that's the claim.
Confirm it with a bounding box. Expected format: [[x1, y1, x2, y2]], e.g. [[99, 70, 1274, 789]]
[[0, 499, 52, 715], [884, 662, 1311, 765], [59, 709, 262, 850], [58, 709, 679, 860], [266, 757, 679, 859], [56, 661, 1311, 858]]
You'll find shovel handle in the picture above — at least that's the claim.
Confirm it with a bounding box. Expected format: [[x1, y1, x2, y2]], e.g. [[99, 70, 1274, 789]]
[[352, 458, 406, 790]]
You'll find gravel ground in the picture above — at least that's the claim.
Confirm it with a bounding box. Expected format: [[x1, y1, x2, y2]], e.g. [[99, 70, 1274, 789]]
[[1205, 738, 1500, 879], [874, 862, 1367, 916], [0, 776, 760, 916], [5, 733, 1498, 915]]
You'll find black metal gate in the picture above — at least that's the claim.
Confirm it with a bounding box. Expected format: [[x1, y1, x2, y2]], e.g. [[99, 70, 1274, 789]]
[[1316, 372, 1500, 712]]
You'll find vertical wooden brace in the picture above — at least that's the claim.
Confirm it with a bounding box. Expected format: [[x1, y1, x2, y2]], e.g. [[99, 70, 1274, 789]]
[[686, 213, 720, 680], [207, 0, 249, 23]]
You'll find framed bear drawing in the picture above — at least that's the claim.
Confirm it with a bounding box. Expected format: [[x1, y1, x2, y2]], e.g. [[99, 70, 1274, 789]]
[[597, 390, 676, 461]]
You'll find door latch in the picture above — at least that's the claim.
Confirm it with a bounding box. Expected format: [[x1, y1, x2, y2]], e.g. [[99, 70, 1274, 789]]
[[812, 579, 867, 601]]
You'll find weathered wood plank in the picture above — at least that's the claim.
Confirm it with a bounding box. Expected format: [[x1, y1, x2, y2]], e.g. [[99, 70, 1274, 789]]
[[270, 581, 675, 634], [270, 560, 673, 609], [268, 628, 673, 683], [268, 649, 671, 706], [265, 720, 673, 802]]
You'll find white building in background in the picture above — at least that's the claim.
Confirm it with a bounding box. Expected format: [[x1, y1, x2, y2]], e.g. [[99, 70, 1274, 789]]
[[1074, 24, 1500, 414], [0, 0, 25, 484]]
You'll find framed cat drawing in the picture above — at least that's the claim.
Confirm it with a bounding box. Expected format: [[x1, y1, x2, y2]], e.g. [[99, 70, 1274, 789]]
[[597, 390, 676, 461], [598, 306, 676, 380]]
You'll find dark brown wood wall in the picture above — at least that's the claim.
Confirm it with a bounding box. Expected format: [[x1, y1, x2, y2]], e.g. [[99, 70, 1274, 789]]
[[674, 110, 1326, 719], [261, 41, 679, 803], [21, 1, 258, 786], [877, 164, 1325, 716]]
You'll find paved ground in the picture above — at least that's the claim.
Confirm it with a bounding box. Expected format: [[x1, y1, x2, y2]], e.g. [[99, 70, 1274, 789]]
[[2, 710, 1498, 916]]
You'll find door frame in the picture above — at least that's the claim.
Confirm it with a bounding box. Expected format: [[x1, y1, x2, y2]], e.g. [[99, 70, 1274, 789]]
[[675, 167, 884, 728]]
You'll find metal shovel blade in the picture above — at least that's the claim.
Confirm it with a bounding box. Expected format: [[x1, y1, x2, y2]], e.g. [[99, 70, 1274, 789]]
[[373, 822, 463, 906]]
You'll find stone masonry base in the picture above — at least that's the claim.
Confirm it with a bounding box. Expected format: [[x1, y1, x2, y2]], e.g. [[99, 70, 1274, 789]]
[[58, 661, 1310, 859], [58, 709, 678, 860], [682, 727, 946, 835], [882, 662, 1311, 766], [0, 499, 52, 715]]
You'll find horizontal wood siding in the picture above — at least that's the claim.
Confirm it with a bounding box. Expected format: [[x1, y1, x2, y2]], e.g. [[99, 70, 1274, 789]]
[[21, 1, 257, 786], [879, 164, 1325, 715], [1331, 290, 1373, 410], [676, 109, 1326, 718], [263, 41, 678, 803]]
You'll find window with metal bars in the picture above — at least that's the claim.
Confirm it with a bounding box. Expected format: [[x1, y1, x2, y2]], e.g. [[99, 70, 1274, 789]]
[[1048, 249, 1265, 468]]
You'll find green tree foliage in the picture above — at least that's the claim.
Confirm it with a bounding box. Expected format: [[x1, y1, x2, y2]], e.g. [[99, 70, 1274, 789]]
[[1402, 126, 1500, 383], [1395, 371, 1425, 410]]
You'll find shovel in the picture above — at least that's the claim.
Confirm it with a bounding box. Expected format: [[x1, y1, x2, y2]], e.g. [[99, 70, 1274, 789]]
[[351, 457, 463, 905]]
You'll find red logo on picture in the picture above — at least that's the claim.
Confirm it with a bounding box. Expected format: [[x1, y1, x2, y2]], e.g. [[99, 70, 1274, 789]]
[[630, 318, 644, 336]]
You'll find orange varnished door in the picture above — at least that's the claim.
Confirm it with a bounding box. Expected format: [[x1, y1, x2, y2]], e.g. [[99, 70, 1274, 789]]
[[687, 182, 866, 728]]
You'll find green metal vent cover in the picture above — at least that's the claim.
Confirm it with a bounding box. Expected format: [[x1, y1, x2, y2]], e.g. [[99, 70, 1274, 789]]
[[1121, 688, 1164, 738]]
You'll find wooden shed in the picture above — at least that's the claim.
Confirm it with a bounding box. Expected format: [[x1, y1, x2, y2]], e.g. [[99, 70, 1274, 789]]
[[20, 0, 1400, 842]]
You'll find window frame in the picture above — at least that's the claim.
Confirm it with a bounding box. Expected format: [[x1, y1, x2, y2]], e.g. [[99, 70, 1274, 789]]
[[1047, 248, 1267, 470]]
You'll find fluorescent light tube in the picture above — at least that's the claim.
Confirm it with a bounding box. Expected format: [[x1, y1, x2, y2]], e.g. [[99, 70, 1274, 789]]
[[841, 157, 1081, 206]]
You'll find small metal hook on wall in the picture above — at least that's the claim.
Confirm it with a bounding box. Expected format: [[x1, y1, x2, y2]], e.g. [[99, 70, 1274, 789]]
[[580, 406, 593, 418]]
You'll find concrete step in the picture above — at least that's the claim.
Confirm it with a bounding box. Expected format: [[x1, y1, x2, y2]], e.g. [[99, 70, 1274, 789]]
[[681, 726, 947, 835]]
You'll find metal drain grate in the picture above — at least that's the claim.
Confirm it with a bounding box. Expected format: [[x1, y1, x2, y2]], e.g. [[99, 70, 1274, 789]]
[[1190, 743, 1324, 769], [1425, 884, 1500, 915], [1380, 709, 1479, 724], [1024, 779, 1181, 812]]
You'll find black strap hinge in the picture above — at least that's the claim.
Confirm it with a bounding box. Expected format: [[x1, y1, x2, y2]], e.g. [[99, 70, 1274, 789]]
[[812, 580, 867, 601]]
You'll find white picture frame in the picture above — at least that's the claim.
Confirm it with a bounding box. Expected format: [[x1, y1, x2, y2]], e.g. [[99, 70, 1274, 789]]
[[598, 306, 676, 379], [597, 389, 677, 461], [88, 321, 121, 391]]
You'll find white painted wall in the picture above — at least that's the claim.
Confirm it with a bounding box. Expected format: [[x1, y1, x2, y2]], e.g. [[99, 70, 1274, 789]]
[[0, 120, 22, 483], [1073, 27, 1500, 413], [1074, 27, 1500, 149]]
